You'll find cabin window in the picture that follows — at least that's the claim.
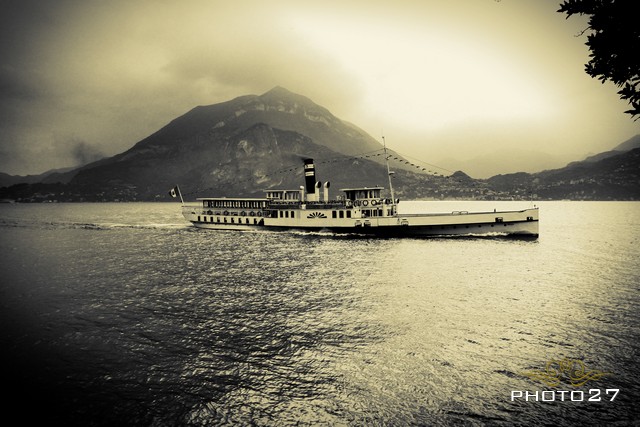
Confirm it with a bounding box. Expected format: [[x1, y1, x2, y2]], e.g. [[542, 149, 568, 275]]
[[339, 211, 344, 218], [197, 216, 201, 222], [332, 211, 337, 218], [346, 211, 351, 218], [291, 211, 295, 218]]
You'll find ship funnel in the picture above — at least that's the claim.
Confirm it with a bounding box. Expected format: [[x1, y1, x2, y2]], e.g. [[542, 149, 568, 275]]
[[323, 181, 330, 201], [303, 159, 316, 195]]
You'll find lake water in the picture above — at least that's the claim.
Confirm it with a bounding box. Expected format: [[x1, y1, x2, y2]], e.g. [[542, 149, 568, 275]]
[[1, 201, 638, 426]]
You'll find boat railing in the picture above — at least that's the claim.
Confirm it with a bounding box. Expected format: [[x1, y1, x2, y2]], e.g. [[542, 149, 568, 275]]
[[399, 209, 527, 218], [268, 200, 348, 209], [304, 200, 346, 209], [268, 200, 302, 206]]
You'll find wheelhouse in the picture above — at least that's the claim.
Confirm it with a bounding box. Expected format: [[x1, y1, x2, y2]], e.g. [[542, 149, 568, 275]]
[[340, 186, 396, 217]]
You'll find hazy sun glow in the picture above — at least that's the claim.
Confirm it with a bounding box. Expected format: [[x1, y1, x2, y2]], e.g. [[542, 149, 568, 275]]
[[290, 10, 551, 131]]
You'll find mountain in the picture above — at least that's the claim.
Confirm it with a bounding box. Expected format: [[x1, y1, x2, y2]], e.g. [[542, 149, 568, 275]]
[[613, 134, 640, 152], [571, 134, 640, 165], [487, 147, 640, 200], [441, 148, 564, 179], [1, 87, 431, 201], [0, 166, 78, 188], [66, 86, 418, 200], [1, 87, 638, 202]]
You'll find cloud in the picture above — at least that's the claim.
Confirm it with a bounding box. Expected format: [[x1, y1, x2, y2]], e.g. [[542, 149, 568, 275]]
[[0, 0, 638, 176], [70, 139, 105, 166], [0, 0, 366, 174]]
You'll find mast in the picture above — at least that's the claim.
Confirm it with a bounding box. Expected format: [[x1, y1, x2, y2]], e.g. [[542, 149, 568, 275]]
[[382, 135, 397, 215]]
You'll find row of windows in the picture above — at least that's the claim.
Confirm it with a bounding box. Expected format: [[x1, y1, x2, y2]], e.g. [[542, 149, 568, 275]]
[[205, 200, 267, 209], [332, 210, 352, 219], [273, 210, 296, 218], [361, 209, 391, 218], [344, 189, 381, 200], [268, 209, 394, 220], [265, 191, 300, 200], [197, 216, 261, 225]]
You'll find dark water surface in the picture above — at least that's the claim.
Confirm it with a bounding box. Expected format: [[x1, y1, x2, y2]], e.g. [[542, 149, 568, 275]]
[[1, 201, 639, 426]]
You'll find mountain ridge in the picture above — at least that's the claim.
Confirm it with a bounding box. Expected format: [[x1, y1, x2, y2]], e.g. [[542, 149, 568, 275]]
[[1, 87, 639, 201]]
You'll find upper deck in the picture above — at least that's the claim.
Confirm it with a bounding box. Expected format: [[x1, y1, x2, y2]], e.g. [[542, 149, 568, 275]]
[[196, 197, 269, 210]]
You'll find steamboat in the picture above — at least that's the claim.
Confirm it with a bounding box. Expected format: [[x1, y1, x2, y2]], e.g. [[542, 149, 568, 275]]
[[175, 155, 539, 238]]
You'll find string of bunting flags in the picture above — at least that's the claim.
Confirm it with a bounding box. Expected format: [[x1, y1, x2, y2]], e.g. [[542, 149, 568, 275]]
[[177, 149, 461, 197]]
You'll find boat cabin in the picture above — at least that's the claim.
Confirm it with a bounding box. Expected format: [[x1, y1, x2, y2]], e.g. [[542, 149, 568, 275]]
[[188, 197, 269, 226], [339, 187, 396, 218], [340, 187, 384, 202], [264, 189, 302, 201]]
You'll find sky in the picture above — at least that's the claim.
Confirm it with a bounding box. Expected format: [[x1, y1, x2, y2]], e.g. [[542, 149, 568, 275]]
[[1, 0, 639, 177]]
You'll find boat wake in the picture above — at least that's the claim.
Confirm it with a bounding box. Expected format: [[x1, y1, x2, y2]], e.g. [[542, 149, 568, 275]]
[[0, 218, 189, 231]]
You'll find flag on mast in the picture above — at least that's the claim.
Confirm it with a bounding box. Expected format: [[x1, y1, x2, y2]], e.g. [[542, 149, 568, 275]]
[[169, 185, 184, 205]]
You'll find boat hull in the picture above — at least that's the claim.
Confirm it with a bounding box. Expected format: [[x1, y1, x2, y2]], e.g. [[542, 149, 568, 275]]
[[189, 222, 260, 231], [183, 207, 539, 238]]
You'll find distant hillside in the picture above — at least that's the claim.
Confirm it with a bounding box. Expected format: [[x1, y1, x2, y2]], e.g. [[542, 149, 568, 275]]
[[0, 166, 77, 188], [574, 134, 640, 164], [487, 147, 640, 200], [613, 134, 640, 151]]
